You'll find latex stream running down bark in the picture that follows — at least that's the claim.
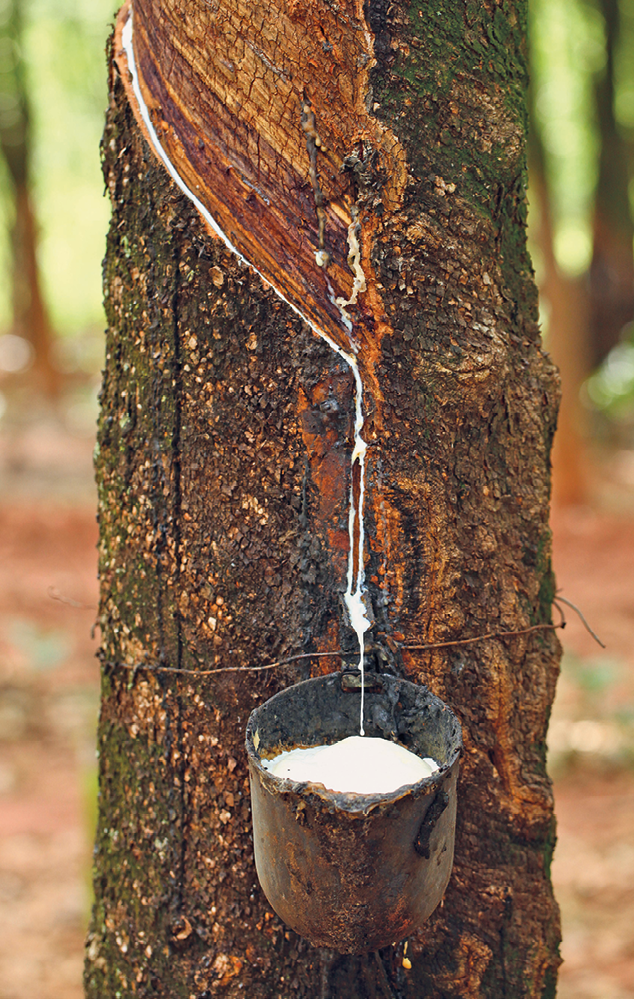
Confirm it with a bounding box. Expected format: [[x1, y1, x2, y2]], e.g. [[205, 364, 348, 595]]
[[121, 13, 372, 733]]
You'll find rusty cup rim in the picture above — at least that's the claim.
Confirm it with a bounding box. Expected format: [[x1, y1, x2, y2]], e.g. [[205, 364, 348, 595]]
[[245, 671, 462, 813]]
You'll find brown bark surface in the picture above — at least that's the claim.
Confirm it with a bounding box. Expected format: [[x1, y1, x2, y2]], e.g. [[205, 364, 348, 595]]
[[86, 1, 562, 996]]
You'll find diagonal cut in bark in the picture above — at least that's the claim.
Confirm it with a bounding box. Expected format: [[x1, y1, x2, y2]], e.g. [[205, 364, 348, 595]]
[[113, 0, 406, 360]]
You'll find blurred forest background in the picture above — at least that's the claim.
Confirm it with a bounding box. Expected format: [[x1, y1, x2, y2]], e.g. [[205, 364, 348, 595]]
[[0, 0, 110, 421], [1, 0, 634, 997]]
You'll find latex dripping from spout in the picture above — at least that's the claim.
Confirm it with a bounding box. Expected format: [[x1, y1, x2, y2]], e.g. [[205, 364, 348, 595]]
[[343, 421, 371, 735], [343, 592, 372, 734]]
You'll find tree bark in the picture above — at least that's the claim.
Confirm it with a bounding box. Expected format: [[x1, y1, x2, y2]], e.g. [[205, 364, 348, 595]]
[[86, 2, 561, 997]]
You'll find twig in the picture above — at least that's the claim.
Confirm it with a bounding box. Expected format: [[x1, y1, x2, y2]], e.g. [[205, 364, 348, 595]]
[[102, 588, 601, 680], [48, 586, 96, 610], [106, 649, 343, 678], [552, 598, 566, 629], [401, 622, 562, 653], [553, 594, 606, 649], [373, 951, 398, 999], [105, 622, 563, 680]]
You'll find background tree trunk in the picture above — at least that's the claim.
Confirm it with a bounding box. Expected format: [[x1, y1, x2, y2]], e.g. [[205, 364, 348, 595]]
[[589, 0, 634, 368], [86, 2, 562, 996], [528, 116, 589, 507], [0, 0, 59, 396]]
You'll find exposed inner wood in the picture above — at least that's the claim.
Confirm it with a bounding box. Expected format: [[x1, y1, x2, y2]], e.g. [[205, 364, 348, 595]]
[[113, 0, 406, 359]]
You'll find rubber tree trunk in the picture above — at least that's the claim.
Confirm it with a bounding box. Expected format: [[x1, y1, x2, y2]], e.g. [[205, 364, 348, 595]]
[[86, 1, 562, 996]]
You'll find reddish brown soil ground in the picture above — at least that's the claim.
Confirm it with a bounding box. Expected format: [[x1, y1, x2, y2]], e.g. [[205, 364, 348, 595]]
[[0, 416, 99, 999], [0, 414, 633, 998], [551, 504, 634, 999]]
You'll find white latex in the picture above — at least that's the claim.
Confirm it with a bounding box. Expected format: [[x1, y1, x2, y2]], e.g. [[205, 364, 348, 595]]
[[262, 736, 438, 795], [123, 13, 371, 735]]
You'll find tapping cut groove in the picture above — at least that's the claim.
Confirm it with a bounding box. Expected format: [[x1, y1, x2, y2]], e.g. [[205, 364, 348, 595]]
[[114, 0, 407, 356], [116, 3, 379, 732]]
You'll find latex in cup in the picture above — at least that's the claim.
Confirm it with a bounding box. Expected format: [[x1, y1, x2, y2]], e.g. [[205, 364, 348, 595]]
[[245, 672, 462, 954]]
